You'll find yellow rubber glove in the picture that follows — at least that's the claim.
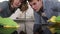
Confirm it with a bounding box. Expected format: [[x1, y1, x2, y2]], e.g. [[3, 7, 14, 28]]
[[48, 16, 56, 23]]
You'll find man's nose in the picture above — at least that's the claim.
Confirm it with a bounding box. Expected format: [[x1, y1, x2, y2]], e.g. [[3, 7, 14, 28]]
[[32, 5, 36, 10], [32, 5, 35, 9]]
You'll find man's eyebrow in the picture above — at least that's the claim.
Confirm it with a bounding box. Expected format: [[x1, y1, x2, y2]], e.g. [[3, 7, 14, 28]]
[[33, 3, 36, 5]]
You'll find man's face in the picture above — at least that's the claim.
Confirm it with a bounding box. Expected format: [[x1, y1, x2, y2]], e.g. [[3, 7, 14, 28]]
[[29, 0, 43, 12], [12, 0, 22, 8]]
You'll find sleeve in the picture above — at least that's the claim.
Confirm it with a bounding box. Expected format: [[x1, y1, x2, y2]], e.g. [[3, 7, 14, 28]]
[[0, 1, 8, 11], [0, 1, 12, 17], [43, 0, 57, 19]]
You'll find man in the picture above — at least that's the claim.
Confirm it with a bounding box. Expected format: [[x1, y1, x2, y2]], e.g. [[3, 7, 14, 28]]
[[0, 0, 27, 18], [27, 0, 56, 34]]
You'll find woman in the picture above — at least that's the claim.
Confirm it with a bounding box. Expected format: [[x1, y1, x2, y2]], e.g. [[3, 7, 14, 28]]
[[0, 0, 28, 18]]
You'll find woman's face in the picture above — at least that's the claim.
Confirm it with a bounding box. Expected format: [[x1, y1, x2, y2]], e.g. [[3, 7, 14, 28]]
[[12, 0, 22, 8]]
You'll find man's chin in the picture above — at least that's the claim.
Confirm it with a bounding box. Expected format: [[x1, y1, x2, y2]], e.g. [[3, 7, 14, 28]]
[[34, 10, 39, 12]]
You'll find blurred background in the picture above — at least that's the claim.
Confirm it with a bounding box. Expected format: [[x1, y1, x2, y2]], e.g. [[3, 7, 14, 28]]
[[0, 0, 60, 34]]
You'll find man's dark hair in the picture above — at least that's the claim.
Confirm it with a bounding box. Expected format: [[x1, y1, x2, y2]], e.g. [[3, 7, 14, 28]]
[[27, 0, 33, 2], [27, 0, 40, 2]]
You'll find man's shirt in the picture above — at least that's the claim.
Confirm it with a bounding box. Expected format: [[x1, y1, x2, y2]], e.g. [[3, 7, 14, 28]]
[[34, 0, 60, 24]]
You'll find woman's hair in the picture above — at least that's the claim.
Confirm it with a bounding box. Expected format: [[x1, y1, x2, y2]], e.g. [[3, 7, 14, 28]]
[[19, 0, 28, 12], [9, 0, 28, 12]]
